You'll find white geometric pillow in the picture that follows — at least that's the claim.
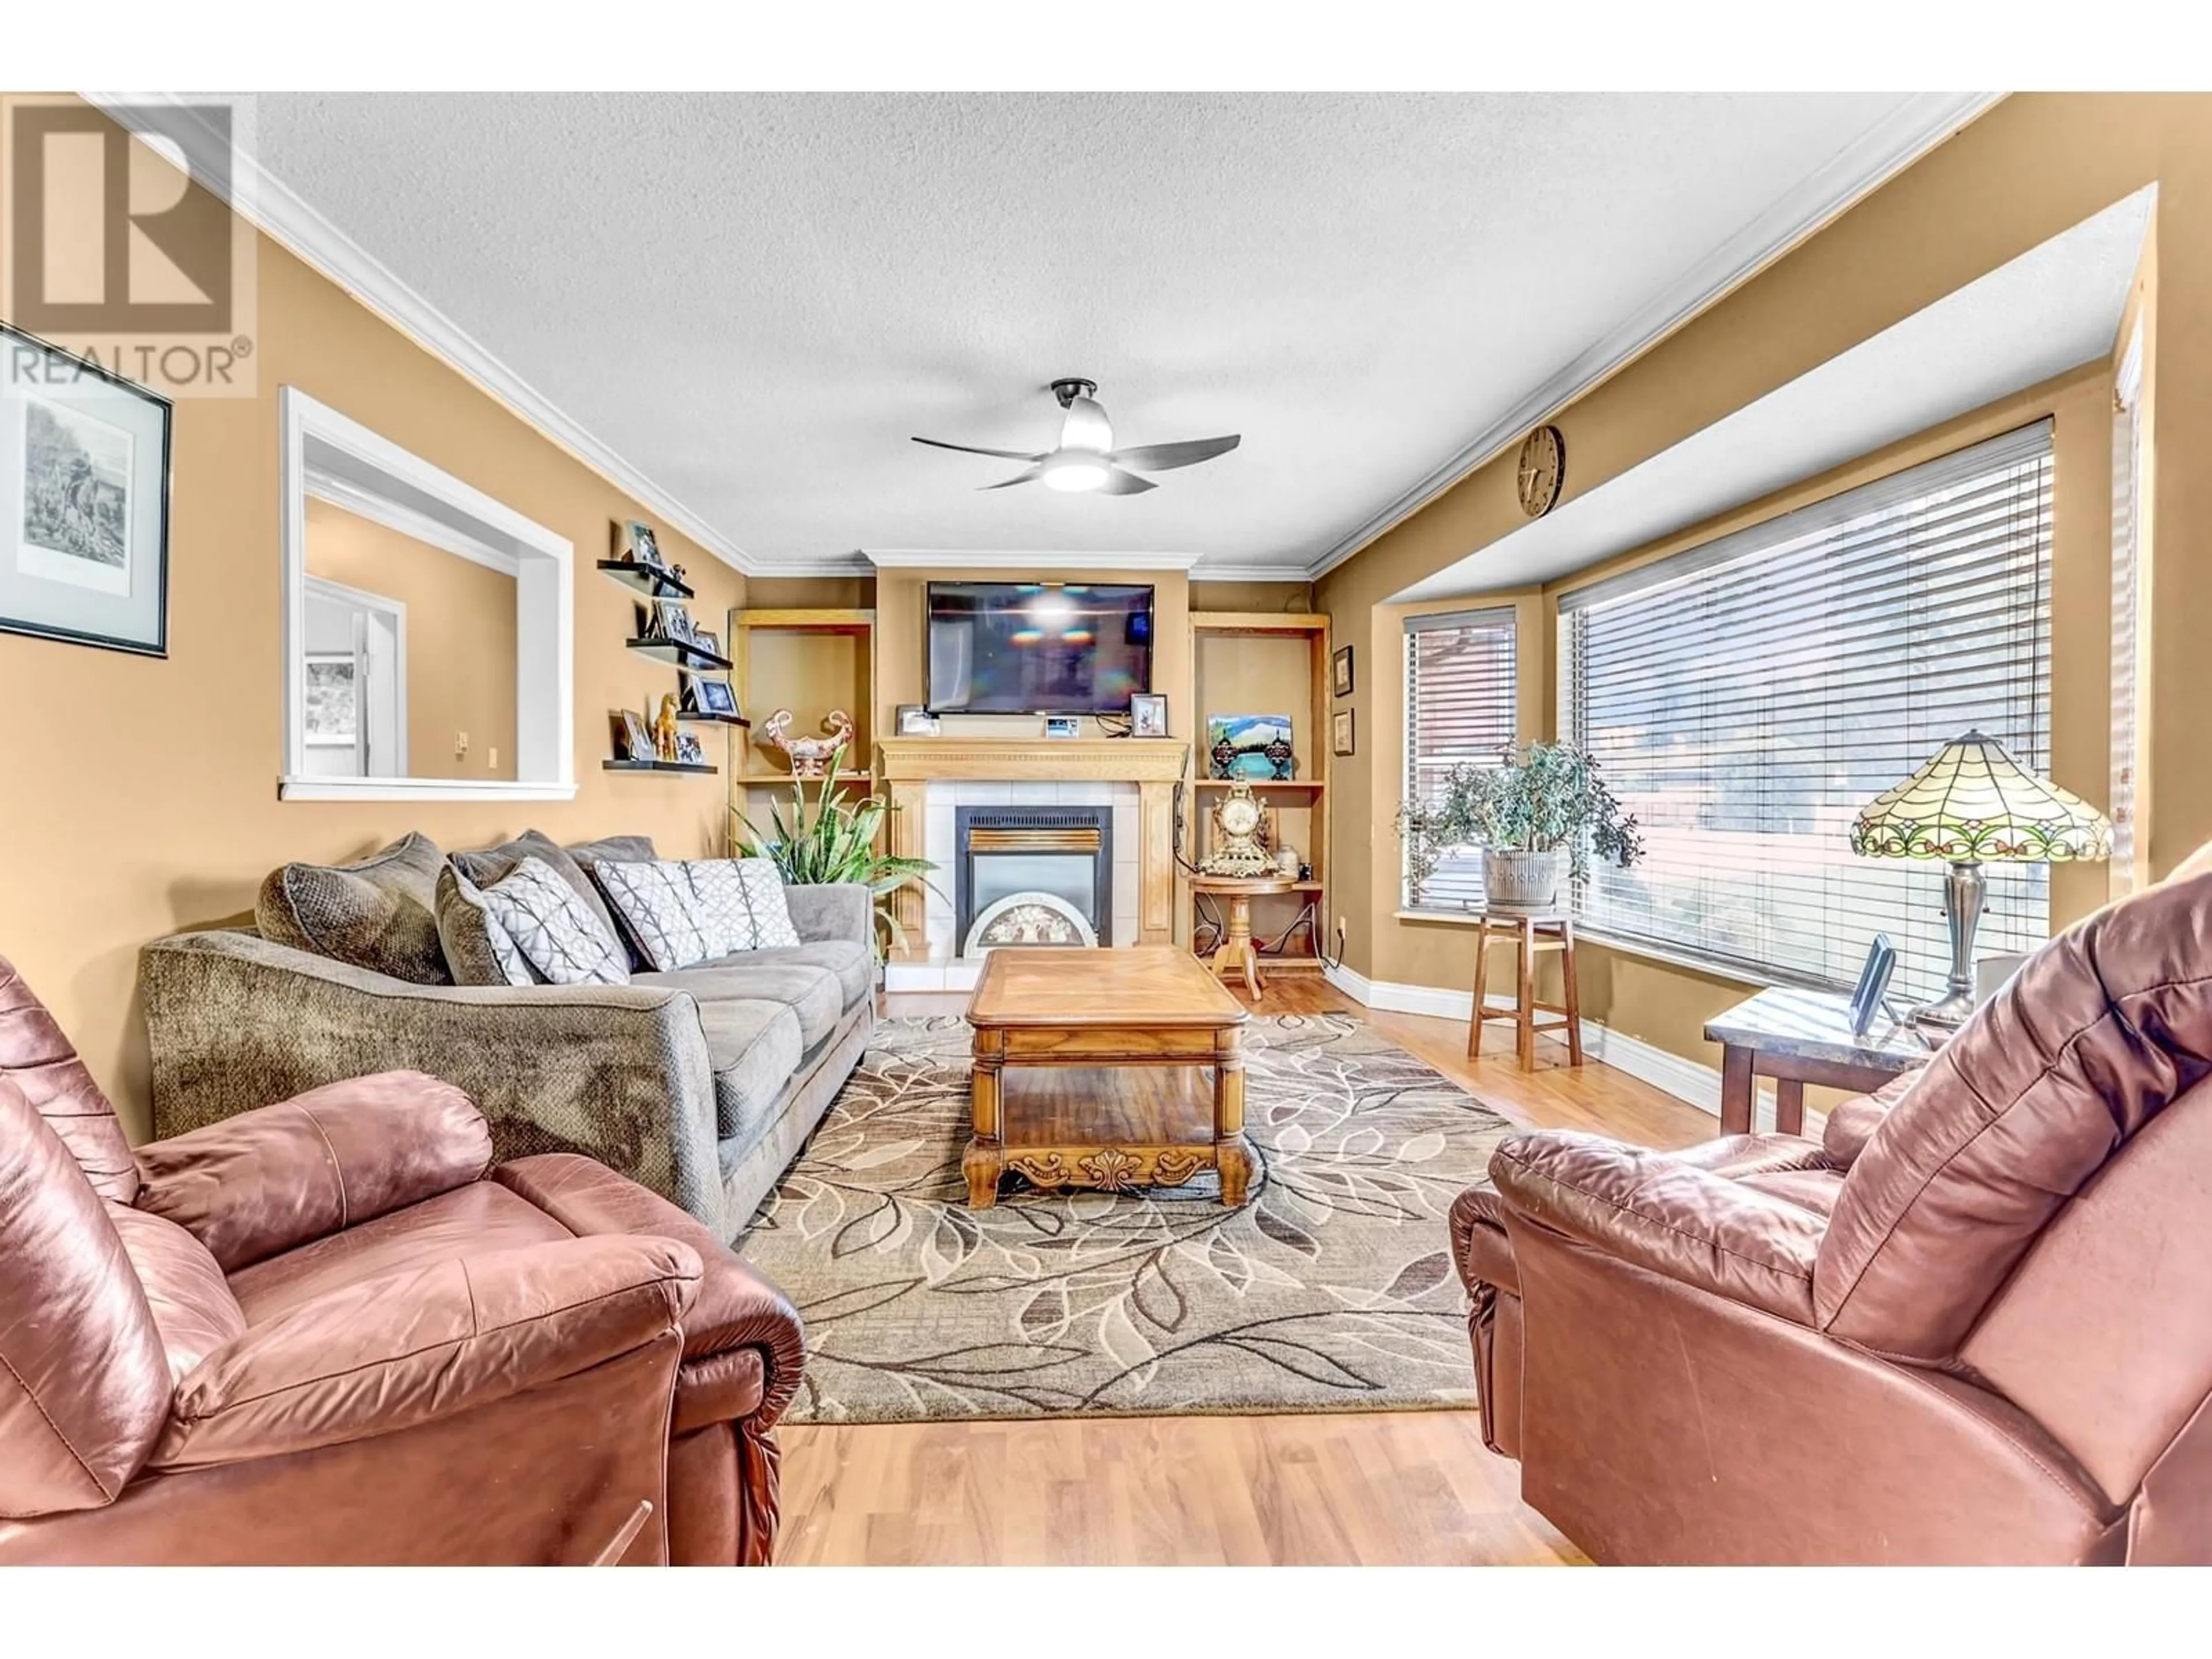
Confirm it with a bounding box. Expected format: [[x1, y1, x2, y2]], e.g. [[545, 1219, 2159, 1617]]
[[592, 860, 728, 972], [593, 857, 800, 964], [728, 857, 800, 950], [478, 857, 630, 986]]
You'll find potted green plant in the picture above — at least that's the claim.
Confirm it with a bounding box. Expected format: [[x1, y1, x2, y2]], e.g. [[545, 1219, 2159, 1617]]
[[736, 743, 941, 959], [1401, 742, 1642, 908]]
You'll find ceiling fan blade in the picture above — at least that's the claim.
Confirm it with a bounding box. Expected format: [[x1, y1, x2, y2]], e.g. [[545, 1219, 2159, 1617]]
[[981, 464, 1047, 490], [1109, 434, 1241, 473], [1097, 467, 1157, 495], [912, 435, 1047, 462]]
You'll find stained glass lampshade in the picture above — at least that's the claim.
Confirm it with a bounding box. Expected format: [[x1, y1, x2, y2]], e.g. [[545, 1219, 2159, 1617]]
[[1851, 730, 2111, 1029], [1851, 730, 2112, 863]]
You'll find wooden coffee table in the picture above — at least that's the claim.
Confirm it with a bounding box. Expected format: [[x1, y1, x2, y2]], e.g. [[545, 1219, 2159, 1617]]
[[963, 946, 1253, 1209]]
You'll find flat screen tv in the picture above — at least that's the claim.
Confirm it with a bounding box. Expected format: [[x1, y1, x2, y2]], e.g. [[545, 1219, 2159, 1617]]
[[925, 582, 1154, 715]]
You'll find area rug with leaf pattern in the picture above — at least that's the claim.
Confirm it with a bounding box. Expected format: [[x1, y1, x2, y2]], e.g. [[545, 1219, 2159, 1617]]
[[741, 1013, 1510, 1423]]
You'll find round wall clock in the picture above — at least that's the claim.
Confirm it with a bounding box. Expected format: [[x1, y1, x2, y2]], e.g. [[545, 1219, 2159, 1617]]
[[1516, 424, 1566, 518]]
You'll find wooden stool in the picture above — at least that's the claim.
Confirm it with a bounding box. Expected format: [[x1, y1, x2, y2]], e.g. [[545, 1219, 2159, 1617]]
[[1468, 907, 1582, 1070]]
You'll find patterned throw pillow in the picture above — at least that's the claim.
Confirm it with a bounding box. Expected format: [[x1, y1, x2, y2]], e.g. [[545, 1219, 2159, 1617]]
[[475, 857, 630, 986], [434, 865, 535, 987], [592, 857, 799, 967]]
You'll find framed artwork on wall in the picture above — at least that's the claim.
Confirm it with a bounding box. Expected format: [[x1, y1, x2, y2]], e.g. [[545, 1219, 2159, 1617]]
[[1331, 709, 1355, 757], [1332, 644, 1354, 697], [0, 323, 173, 657]]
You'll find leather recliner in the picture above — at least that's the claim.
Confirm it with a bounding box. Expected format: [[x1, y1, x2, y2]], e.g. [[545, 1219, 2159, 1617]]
[[0, 953, 803, 1565], [1452, 859, 2212, 1565]]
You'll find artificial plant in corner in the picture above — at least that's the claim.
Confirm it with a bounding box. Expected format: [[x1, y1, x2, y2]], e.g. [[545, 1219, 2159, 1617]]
[[736, 743, 941, 959], [1399, 741, 1642, 908]]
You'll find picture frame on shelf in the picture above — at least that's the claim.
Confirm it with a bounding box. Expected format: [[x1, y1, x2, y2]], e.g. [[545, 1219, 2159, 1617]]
[[612, 709, 654, 762], [896, 703, 940, 736], [1130, 692, 1169, 737], [1207, 713, 1292, 780], [1043, 715, 1081, 739], [1332, 644, 1354, 698], [647, 597, 694, 646], [690, 627, 721, 661], [684, 673, 740, 718], [1331, 709, 1355, 757], [674, 732, 706, 766], [619, 519, 666, 573], [1, 323, 173, 658]]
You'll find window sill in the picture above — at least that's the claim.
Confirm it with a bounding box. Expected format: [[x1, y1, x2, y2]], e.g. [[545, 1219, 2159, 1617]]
[[281, 775, 580, 804], [1392, 908, 1775, 990]]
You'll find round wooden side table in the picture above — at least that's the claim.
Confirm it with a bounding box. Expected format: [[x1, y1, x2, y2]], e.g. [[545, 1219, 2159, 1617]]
[[1192, 874, 1297, 1001]]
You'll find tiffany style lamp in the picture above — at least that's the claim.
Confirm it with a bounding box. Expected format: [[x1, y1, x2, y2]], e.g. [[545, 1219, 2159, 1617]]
[[1851, 730, 2111, 1029]]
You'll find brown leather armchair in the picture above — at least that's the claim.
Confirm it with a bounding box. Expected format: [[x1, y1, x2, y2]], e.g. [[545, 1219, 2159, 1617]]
[[1453, 862, 2212, 1565], [0, 953, 802, 1565]]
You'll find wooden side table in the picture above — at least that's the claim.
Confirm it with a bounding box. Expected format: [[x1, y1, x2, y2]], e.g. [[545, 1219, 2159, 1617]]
[[1192, 874, 1296, 1000], [1703, 986, 1936, 1137], [1468, 906, 1582, 1070]]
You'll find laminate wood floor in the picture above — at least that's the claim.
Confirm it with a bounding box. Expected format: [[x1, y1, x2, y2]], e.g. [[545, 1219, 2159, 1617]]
[[774, 974, 1715, 1566]]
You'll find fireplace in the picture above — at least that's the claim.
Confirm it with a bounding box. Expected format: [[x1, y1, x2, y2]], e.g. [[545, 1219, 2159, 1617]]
[[955, 807, 1113, 955]]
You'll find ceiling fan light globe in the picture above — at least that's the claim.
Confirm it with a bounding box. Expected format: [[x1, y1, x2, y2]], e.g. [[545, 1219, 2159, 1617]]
[[1042, 457, 1109, 493]]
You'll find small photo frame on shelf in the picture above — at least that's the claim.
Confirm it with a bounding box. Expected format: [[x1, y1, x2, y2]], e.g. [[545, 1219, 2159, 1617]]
[[684, 673, 740, 718], [1208, 714, 1293, 780], [1332, 645, 1354, 698], [619, 519, 666, 573], [612, 709, 654, 762], [1848, 933, 1898, 1036], [1043, 715, 1081, 739], [690, 627, 721, 661], [674, 732, 706, 766], [2, 323, 174, 658], [648, 597, 694, 646], [1129, 692, 1169, 737], [896, 703, 940, 736], [1331, 709, 1355, 757]]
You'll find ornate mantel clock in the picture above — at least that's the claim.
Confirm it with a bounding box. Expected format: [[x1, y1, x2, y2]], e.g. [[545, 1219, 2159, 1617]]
[[1198, 779, 1275, 877]]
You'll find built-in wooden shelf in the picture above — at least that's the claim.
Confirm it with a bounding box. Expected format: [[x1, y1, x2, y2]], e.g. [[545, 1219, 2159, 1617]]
[[677, 711, 751, 727], [737, 767, 874, 787], [603, 759, 718, 775], [1192, 778, 1326, 792], [596, 559, 695, 600], [626, 638, 734, 672]]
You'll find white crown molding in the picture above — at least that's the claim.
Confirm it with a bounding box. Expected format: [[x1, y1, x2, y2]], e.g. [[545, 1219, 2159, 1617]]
[[745, 552, 876, 578], [1191, 562, 1313, 585], [1304, 91, 2006, 583], [863, 548, 1205, 572], [1324, 963, 1724, 1116], [86, 90, 759, 576]]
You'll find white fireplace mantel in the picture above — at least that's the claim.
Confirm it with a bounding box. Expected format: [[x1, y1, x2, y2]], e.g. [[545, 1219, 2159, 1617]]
[[877, 738, 1192, 965]]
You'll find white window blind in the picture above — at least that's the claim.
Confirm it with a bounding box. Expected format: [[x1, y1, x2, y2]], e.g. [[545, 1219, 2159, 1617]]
[[1404, 606, 1517, 910], [1559, 422, 2054, 1001], [2110, 328, 2145, 896]]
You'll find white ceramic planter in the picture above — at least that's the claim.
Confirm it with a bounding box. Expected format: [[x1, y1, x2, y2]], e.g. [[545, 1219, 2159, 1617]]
[[1484, 848, 1565, 908]]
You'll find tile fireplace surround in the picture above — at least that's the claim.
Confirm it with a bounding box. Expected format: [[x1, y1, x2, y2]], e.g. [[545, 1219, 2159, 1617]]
[[877, 736, 1191, 991]]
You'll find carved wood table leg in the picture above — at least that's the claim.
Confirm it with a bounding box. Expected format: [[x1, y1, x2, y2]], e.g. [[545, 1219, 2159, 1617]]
[[1214, 1027, 1253, 1206], [965, 1030, 1005, 1208]]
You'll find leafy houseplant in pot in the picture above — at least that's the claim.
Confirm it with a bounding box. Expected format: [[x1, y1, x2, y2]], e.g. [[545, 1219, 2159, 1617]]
[[736, 743, 941, 960], [1403, 743, 1642, 909]]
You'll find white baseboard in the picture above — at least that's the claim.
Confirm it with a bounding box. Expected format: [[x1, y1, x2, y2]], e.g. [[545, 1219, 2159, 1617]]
[[1324, 965, 1723, 1116]]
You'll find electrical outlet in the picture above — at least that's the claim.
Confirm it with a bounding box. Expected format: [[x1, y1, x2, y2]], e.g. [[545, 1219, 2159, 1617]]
[[487, 745, 498, 770]]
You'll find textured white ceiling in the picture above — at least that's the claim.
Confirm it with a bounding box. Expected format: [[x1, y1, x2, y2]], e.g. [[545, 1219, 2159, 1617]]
[[241, 92, 1968, 573]]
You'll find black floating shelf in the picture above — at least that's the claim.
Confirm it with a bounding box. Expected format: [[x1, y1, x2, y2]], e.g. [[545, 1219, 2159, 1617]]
[[624, 638, 734, 671], [676, 710, 751, 726], [596, 559, 695, 600], [602, 759, 718, 775]]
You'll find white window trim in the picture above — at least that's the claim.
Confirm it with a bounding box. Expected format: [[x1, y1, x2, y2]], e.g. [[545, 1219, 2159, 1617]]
[[279, 387, 575, 802]]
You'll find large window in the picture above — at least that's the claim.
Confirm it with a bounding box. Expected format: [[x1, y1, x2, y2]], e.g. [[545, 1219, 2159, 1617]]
[[1559, 422, 2054, 1002], [1404, 606, 1517, 910]]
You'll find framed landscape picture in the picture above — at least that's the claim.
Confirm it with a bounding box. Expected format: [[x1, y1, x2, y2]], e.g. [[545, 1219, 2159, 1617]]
[[1, 324, 173, 657]]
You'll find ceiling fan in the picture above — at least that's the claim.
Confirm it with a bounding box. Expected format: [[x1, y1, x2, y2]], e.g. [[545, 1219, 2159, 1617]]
[[912, 378, 1240, 495]]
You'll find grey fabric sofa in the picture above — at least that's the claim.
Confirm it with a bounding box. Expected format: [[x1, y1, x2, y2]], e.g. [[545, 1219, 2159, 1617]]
[[141, 881, 875, 1243]]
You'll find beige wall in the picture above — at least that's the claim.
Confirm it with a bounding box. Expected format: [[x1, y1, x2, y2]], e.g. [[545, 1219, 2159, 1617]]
[[0, 125, 744, 1137], [1321, 91, 2212, 1074], [304, 499, 520, 782]]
